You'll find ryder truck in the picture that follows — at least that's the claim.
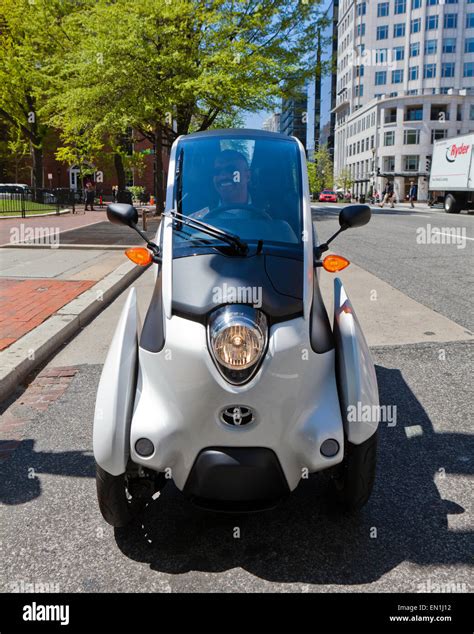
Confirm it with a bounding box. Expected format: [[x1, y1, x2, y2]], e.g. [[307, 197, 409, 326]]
[[429, 133, 474, 213]]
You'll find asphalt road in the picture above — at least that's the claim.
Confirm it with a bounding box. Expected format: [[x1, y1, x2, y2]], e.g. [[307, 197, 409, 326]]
[[0, 204, 472, 593], [313, 204, 474, 332]]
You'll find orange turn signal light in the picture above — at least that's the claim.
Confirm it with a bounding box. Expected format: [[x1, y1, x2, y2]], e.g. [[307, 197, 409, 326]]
[[125, 247, 153, 266], [322, 255, 350, 273]]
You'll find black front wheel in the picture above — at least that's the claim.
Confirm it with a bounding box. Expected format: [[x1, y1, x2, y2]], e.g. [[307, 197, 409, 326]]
[[96, 463, 165, 527], [331, 431, 378, 511]]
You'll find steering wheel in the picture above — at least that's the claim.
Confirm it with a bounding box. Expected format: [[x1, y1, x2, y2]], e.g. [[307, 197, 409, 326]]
[[205, 203, 273, 222]]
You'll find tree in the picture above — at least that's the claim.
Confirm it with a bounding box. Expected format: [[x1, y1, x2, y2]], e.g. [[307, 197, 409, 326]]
[[335, 167, 353, 194], [0, 0, 85, 188], [308, 144, 334, 195], [44, 0, 327, 209]]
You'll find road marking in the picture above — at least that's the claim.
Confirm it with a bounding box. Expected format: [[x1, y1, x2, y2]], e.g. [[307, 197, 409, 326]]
[[405, 425, 423, 438], [431, 230, 473, 241]]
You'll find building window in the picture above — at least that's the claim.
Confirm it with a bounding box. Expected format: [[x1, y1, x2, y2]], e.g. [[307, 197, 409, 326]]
[[355, 84, 364, 97], [384, 156, 395, 171], [443, 38, 456, 54], [424, 40, 437, 55], [411, 18, 421, 33], [377, 25, 389, 39], [395, 0, 407, 13], [375, 70, 387, 85], [357, 2, 367, 16], [356, 65, 364, 77], [431, 129, 448, 142], [412, 0, 421, 7], [406, 106, 423, 121], [385, 108, 397, 123], [409, 66, 419, 80], [427, 0, 438, 4], [464, 62, 474, 77], [426, 15, 439, 30], [384, 131, 395, 146], [431, 105, 449, 121], [392, 69, 404, 83], [456, 105, 462, 122], [410, 42, 420, 57], [445, 0, 458, 3], [376, 48, 388, 63], [441, 63, 455, 78], [467, 13, 474, 28], [404, 130, 420, 144], [393, 46, 405, 60], [424, 63, 436, 78], [357, 23, 366, 36], [371, 135, 375, 148], [407, 89, 419, 95], [465, 38, 474, 53], [470, 105, 474, 120], [394, 23, 406, 37], [404, 156, 419, 171], [443, 14, 457, 29], [377, 2, 389, 17]]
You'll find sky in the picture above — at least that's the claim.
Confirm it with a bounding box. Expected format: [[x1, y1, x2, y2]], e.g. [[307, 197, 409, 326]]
[[241, 0, 333, 131], [243, 110, 271, 130]]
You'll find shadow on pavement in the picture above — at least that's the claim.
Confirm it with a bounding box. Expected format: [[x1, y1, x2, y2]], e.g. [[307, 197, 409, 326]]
[[113, 364, 473, 585], [0, 439, 95, 504]]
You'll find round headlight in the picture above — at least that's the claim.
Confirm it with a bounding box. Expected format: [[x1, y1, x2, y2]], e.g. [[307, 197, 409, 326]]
[[208, 306, 267, 384]]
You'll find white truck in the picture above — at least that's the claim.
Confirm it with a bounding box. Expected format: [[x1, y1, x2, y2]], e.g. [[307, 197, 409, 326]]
[[429, 133, 474, 213]]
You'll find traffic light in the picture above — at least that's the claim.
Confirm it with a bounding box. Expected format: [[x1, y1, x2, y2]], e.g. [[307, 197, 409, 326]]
[[426, 157, 432, 172]]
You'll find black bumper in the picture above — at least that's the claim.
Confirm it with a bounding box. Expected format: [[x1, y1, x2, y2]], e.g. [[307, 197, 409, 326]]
[[183, 447, 290, 512]]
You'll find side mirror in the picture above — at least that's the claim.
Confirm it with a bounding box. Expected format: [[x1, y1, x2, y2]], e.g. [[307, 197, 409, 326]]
[[107, 203, 138, 227], [339, 204, 371, 229]]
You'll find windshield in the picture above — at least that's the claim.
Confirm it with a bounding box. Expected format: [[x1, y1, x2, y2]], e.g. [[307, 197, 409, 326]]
[[173, 134, 303, 248]]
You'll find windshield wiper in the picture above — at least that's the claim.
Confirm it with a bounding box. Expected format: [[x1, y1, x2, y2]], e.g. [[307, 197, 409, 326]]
[[164, 209, 249, 255]]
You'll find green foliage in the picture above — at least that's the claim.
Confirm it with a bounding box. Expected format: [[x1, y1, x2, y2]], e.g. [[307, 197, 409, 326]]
[[127, 186, 145, 202], [335, 167, 353, 192], [307, 145, 334, 194]]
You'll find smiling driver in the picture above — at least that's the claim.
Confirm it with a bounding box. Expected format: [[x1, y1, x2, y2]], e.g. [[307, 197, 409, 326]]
[[190, 150, 251, 219]]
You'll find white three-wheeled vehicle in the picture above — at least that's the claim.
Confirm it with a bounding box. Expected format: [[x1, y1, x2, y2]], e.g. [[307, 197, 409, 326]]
[[93, 129, 379, 526]]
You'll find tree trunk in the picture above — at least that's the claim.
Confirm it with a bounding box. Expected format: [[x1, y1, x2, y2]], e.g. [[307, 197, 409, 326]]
[[31, 143, 43, 191], [154, 124, 164, 215], [114, 152, 126, 191]]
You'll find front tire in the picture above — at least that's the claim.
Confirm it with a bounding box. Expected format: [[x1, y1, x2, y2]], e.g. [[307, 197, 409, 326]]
[[96, 463, 149, 527], [444, 194, 460, 214], [332, 431, 378, 511]]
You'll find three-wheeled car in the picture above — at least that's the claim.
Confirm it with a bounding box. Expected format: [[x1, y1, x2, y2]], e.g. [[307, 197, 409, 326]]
[[93, 129, 379, 526]]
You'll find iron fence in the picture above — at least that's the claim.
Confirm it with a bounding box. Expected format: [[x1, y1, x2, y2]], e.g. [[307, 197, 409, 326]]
[[0, 187, 76, 217]]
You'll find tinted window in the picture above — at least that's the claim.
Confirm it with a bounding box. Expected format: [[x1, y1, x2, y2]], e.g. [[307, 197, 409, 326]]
[[174, 135, 302, 246]]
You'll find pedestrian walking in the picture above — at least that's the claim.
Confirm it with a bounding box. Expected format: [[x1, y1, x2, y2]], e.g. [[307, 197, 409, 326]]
[[408, 181, 417, 208], [379, 180, 395, 208], [84, 181, 96, 211]]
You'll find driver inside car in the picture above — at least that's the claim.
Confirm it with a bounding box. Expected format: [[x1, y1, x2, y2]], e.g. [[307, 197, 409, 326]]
[[189, 150, 251, 220]]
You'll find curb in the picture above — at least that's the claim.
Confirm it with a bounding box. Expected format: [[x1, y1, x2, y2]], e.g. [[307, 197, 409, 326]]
[[0, 260, 148, 403]]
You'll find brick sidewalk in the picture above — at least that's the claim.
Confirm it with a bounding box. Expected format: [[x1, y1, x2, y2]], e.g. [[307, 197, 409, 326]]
[[0, 366, 78, 460], [0, 279, 95, 350]]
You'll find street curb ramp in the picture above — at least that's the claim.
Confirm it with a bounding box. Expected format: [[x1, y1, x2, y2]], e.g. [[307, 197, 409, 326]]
[[0, 260, 148, 403]]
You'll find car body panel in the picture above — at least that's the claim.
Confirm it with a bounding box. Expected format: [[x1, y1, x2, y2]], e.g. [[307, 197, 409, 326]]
[[333, 277, 379, 445], [130, 315, 344, 491], [93, 288, 138, 475]]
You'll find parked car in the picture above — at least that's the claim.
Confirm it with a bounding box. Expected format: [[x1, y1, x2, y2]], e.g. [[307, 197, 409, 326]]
[[94, 128, 378, 527], [319, 189, 338, 203], [0, 184, 31, 198]]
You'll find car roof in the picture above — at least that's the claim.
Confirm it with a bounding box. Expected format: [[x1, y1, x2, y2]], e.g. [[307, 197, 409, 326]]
[[182, 128, 298, 143], [0, 183, 30, 187]]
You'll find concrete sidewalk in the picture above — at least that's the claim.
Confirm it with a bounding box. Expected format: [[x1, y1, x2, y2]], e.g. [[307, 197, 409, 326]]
[[0, 247, 147, 402]]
